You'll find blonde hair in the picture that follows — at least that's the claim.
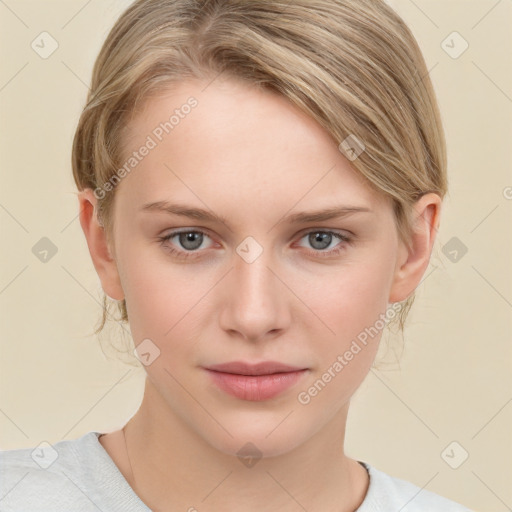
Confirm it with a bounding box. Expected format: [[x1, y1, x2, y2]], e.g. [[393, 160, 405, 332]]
[[72, 0, 447, 347]]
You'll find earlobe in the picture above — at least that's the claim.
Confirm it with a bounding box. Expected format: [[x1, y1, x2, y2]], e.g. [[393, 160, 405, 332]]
[[77, 189, 125, 301], [388, 193, 442, 303]]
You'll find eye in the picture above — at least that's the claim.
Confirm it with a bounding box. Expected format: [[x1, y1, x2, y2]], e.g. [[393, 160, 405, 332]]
[[296, 230, 352, 258], [158, 229, 214, 260], [157, 228, 353, 261]]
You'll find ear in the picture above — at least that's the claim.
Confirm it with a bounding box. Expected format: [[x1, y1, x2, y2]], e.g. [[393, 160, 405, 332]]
[[78, 189, 125, 301], [388, 193, 442, 303]]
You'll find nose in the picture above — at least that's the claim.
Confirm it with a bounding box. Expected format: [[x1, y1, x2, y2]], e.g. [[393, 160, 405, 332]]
[[218, 242, 292, 343]]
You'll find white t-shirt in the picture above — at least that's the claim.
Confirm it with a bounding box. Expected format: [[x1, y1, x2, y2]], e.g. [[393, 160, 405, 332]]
[[0, 431, 475, 511]]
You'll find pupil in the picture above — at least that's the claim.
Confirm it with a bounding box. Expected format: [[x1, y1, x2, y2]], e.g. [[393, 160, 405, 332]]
[[181, 232, 202, 250], [311, 232, 330, 250]]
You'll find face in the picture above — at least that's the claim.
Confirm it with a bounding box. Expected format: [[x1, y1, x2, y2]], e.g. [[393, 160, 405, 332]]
[[95, 77, 411, 457]]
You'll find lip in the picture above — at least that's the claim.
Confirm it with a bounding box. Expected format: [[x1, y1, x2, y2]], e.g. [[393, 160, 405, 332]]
[[205, 361, 306, 376], [203, 361, 309, 401]]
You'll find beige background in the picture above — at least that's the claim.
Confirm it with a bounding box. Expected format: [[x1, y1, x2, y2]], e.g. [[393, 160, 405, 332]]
[[1, 1, 511, 511]]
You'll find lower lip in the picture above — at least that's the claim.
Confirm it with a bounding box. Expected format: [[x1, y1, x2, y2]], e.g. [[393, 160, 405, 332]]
[[204, 369, 308, 401]]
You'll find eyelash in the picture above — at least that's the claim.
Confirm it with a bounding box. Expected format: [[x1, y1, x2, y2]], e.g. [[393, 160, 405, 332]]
[[157, 229, 353, 261]]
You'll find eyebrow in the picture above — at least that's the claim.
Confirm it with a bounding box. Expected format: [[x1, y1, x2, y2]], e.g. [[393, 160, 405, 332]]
[[140, 200, 371, 226]]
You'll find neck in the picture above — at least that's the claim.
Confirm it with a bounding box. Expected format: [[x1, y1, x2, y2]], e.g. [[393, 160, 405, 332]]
[[122, 377, 369, 512]]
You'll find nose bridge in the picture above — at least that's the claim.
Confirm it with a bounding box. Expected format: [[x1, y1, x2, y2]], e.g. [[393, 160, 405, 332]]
[[221, 236, 290, 339], [235, 245, 273, 305]]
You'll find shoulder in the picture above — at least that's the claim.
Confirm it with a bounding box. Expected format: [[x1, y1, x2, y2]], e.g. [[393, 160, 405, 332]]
[[0, 431, 145, 512], [0, 432, 97, 511], [357, 461, 475, 512]]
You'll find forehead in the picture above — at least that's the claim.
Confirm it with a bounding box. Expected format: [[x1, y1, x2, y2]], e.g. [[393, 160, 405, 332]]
[[121, 76, 335, 159], [115, 77, 388, 214]]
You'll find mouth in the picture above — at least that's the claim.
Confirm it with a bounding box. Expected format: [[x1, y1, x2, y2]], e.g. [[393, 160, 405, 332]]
[[203, 361, 309, 401], [204, 360, 307, 376]]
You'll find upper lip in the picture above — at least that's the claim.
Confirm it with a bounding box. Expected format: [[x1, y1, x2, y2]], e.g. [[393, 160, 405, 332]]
[[204, 361, 306, 376]]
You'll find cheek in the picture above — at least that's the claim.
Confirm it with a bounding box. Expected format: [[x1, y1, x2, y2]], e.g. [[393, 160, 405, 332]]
[[300, 251, 395, 381], [121, 262, 163, 330], [293, 265, 391, 412], [117, 243, 207, 343], [308, 256, 393, 336]]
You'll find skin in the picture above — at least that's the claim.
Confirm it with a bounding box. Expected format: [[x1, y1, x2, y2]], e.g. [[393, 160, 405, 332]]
[[78, 76, 441, 512]]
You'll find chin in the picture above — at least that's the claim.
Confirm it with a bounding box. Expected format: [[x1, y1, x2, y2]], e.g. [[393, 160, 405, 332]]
[[201, 420, 311, 460]]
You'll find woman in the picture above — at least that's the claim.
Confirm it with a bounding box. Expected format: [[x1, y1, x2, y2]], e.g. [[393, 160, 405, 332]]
[[0, 1, 475, 510]]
